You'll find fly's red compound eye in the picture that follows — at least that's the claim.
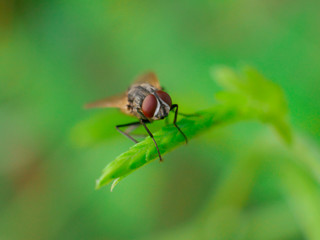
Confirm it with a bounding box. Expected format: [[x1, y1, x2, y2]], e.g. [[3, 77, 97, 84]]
[[156, 90, 172, 107], [142, 94, 158, 118]]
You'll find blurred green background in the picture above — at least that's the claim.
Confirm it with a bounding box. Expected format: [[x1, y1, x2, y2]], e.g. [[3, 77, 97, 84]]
[[1, 1, 320, 240]]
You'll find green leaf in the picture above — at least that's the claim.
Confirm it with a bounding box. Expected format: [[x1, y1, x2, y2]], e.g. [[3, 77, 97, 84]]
[[73, 65, 292, 190], [212, 65, 292, 144]]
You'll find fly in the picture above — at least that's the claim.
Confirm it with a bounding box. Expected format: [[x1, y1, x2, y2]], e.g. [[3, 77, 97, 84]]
[[85, 72, 188, 161]]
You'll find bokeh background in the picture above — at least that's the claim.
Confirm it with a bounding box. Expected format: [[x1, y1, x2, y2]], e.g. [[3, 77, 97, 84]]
[[1, 1, 320, 240]]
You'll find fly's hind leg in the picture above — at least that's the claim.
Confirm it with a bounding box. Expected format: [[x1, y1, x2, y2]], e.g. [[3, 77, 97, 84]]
[[116, 121, 142, 143]]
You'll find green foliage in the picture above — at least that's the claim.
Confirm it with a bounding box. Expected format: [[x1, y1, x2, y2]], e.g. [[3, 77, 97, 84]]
[[213, 65, 292, 144], [3, 1, 320, 239], [73, 66, 292, 190]]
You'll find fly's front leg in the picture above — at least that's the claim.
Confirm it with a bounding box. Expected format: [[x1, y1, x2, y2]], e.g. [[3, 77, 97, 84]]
[[116, 121, 141, 143], [171, 104, 188, 144], [140, 119, 163, 162]]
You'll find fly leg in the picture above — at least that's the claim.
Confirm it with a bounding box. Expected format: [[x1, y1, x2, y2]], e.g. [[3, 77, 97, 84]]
[[126, 124, 147, 139], [116, 122, 141, 143], [171, 104, 188, 144], [140, 119, 163, 162]]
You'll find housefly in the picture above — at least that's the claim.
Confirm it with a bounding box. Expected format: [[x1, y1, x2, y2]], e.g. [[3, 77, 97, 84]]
[[85, 72, 188, 161]]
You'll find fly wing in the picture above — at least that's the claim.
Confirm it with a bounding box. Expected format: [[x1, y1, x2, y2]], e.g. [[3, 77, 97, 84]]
[[132, 72, 161, 89], [84, 92, 129, 112]]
